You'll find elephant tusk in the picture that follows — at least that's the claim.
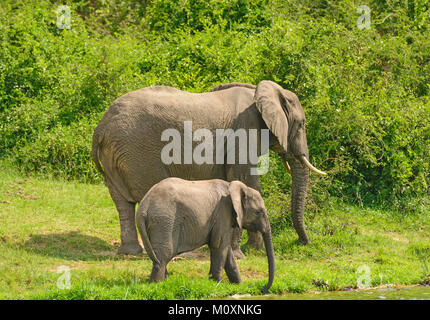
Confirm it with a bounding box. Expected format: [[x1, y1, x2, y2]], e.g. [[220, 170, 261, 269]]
[[282, 161, 291, 174], [300, 156, 327, 176]]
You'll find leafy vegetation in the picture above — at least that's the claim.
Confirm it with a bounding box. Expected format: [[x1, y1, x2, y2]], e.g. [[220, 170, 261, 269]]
[[0, 0, 429, 210]]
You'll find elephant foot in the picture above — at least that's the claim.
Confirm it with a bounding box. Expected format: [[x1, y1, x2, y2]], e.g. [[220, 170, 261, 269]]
[[299, 236, 310, 245], [150, 263, 166, 283], [244, 231, 264, 251], [117, 242, 143, 255], [233, 248, 246, 259]]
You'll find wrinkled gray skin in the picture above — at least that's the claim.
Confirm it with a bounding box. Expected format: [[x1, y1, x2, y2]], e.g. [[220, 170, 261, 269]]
[[136, 178, 275, 294], [92, 80, 315, 256]]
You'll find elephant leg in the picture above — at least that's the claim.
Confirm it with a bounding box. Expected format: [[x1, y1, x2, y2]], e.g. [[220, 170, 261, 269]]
[[245, 230, 264, 250], [209, 246, 229, 282], [108, 185, 142, 255], [231, 227, 246, 259], [224, 247, 241, 284], [149, 262, 166, 283]]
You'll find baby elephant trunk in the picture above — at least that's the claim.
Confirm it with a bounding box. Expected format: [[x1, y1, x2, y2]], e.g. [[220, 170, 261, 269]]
[[261, 224, 275, 294]]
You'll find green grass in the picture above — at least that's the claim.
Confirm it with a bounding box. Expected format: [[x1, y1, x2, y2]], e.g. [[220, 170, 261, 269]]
[[0, 167, 429, 300]]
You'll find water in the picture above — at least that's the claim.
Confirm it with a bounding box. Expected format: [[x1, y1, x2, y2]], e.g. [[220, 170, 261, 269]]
[[228, 286, 430, 300]]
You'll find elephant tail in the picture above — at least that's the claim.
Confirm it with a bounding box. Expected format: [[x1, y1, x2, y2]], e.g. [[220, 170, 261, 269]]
[[92, 127, 105, 176], [136, 208, 160, 265]]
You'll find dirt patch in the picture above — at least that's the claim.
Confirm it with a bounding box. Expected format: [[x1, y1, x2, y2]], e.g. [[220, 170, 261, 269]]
[[47, 263, 89, 272], [382, 233, 409, 243], [342, 283, 421, 292], [361, 230, 409, 243], [174, 248, 210, 261], [5, 183, 40, 200], [240, 267, 264, 279], [17, 179, 32, 184], [111, 239, 121, 247]]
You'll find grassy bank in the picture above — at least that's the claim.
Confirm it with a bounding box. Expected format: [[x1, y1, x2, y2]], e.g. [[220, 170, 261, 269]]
[[0, 168, 428, 300]]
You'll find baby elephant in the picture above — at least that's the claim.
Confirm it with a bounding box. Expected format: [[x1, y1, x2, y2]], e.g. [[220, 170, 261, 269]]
[[136, 178, 275, 293]]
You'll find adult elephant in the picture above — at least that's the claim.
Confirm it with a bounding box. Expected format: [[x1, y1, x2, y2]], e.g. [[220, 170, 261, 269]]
[[92, 80, 326, 256]]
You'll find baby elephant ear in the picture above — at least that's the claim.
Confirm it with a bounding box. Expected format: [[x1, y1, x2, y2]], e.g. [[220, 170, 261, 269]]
[[229, 181, 246, 228]]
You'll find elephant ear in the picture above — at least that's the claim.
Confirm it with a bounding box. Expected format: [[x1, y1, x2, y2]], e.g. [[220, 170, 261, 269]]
[[228, 181, 246, 228], [254, 80, 291, 153]]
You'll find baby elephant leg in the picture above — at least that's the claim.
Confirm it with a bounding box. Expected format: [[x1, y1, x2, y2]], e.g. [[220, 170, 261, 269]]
[[224, 247, 241, 284]]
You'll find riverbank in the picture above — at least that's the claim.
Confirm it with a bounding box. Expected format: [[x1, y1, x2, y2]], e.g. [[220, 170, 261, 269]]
[[225, 285, 430, 300], [0, 168, 429, 299]]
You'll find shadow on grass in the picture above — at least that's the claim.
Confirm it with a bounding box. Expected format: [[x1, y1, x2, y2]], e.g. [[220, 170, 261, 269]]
[[23, 231, 128, 261]]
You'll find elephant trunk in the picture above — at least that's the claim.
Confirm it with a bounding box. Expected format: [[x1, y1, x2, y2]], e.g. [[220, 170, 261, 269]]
[[261, 223, 275, 294], [289, 155, 310, 245]]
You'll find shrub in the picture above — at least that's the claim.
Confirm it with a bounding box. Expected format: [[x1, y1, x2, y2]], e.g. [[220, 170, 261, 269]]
[[0, 0, 428, 211]]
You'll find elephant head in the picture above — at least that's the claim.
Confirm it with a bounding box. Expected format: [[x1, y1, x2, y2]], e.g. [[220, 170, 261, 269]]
[[254, 80, 327, 245], [229, 181, 275, 294]]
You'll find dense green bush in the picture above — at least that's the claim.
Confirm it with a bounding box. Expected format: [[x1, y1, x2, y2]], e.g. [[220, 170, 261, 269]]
[[0, 0, 428, 211]]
